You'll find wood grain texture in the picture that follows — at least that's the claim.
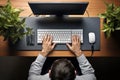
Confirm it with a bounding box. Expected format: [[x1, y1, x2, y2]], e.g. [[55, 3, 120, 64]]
[[0, 0, 120, 57]]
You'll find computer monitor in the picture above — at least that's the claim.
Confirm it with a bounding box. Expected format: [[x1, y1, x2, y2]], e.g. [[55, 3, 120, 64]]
[[28, 2, 89, 16]]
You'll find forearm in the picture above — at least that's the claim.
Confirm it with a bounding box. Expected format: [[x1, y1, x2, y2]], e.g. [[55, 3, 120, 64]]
[[29, 54, 46, 75], [77, 54, 95, 75]]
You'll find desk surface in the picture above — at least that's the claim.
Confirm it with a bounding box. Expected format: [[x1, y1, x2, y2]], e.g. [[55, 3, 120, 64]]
[[0, 0, 120, 57]]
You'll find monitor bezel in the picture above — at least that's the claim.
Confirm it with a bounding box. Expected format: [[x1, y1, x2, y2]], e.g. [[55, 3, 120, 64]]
[[28, 2, 89, 16]]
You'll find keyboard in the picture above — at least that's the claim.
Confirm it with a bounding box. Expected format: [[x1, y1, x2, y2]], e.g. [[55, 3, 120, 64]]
[[37, 29, 83, 44]]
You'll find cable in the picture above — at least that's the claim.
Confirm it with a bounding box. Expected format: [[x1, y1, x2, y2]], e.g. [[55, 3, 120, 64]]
[[91, 43, 94, 57], [28, 13, 41, 17], [28, 13, 33, 17], [86, 10, 90, 17], [35, 15, 40, 17]]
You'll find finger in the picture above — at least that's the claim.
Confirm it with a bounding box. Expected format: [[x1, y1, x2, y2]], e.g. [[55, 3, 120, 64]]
[[74, 35, 77, 42], [66, 43, 72, 49], [72, 35, 77, 44], [78, 35, 80, 44], [72, 35, 75, 43], [49, 35, 52, 43], [46, 34, 49, 42], [76, 35, 79, 43], [52, 43, 56, 49], [42, 35, 47, 43], [48, 35, 53, 45]]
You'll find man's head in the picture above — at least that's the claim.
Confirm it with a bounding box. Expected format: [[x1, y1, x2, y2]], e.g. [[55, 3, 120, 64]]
[[49, 59, 76, 80]]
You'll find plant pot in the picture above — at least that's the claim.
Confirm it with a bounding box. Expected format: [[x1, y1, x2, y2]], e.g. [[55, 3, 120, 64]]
[[104, 30, 120, 39], [111, 30, 120, 39], [7, 38, 21, 56]]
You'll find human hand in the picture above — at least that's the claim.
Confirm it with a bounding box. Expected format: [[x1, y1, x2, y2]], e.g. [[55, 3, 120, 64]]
[[41, 35, 56, 57], [66, 35, 82, 57]]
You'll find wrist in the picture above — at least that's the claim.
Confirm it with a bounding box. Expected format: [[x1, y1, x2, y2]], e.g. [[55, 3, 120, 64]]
[[74, 50, 82, 57], [41, 49, 49, 57]]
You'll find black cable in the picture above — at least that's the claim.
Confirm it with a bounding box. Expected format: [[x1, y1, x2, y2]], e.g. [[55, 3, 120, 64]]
[[28, 13, 40, 17], [35, 15, 40, 17], [91, 43, 94, 57], [86, 10, 90, 17], [28, 13, 33, 17]]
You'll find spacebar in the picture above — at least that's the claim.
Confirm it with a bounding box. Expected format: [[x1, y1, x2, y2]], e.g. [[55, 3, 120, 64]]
[[53, 41, 71, 43], [37, 40, 71, 44]]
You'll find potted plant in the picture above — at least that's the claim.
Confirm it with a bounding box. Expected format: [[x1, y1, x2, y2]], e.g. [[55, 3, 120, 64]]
[[99, 2, 120, 38], [0, 0, 32, 44]]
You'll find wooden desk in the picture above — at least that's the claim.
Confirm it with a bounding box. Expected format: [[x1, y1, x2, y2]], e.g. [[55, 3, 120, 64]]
[[0, 0, 120, 57]]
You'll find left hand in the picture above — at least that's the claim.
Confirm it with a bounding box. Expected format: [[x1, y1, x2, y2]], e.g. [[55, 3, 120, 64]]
[[41, 35, 56, 57]]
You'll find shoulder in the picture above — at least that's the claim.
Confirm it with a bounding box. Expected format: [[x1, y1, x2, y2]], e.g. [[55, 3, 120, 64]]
[[28, 73, 50, 80], [40, 73, 50, 80], [75, 74, 96, 80]]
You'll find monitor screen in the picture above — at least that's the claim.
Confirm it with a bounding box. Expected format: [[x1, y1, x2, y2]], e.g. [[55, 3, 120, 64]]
[[28, 2, 89, 15]]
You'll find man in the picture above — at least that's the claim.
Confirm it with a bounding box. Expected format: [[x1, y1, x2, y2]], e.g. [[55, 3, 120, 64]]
[[28, 35, 96, 80]]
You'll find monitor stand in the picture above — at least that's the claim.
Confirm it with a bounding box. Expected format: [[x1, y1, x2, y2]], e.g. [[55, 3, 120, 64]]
[[44, 14, 69, 19]]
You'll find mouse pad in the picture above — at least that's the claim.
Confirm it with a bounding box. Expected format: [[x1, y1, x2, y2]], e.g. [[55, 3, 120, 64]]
[[11, 17, 100, 51]]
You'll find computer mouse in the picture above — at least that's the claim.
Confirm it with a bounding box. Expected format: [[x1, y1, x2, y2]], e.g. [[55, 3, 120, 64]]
[[88, 32, 95, 44]]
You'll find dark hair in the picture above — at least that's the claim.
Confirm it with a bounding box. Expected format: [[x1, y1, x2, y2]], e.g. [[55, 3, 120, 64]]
[[50, 59, 76, 80]]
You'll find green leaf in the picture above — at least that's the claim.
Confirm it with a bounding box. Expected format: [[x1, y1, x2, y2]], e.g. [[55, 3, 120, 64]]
[[21, 18, 25, 24], [26, 27, 33, 35], [116, 27, 120, 30], [102, 28, 109, 32], [99, 13, 107, 18]]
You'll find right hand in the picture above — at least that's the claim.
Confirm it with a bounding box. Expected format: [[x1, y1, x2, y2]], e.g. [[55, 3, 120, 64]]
[[66, 35, 82, 57]]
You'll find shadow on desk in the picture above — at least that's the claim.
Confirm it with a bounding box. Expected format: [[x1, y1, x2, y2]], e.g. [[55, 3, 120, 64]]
[[0, 57, 120, 80]]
